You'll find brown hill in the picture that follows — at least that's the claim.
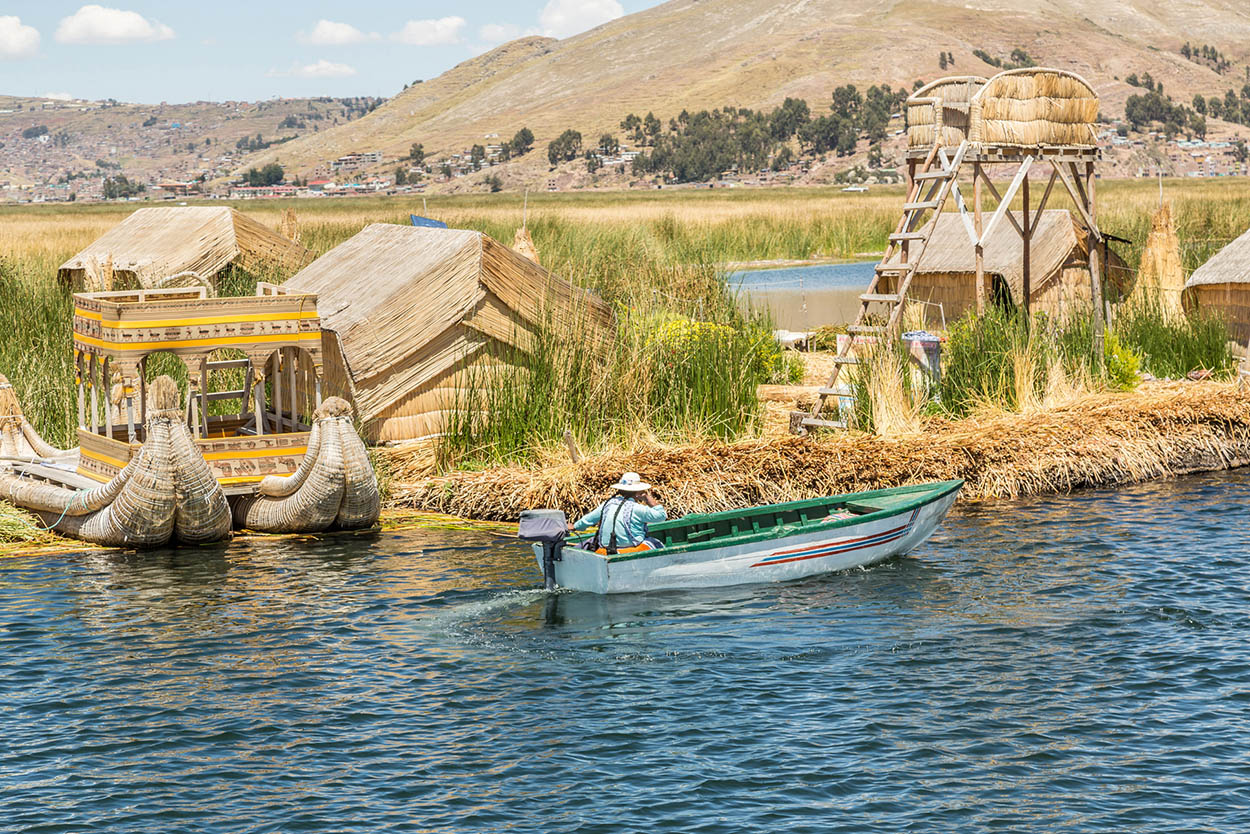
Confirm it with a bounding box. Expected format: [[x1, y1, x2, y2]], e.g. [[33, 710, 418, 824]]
[[245, 0, 1250, 179]]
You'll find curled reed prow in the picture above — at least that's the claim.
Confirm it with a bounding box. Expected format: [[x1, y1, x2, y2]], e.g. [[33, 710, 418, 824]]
[[233, 396, 381, 533], [0, 374, 231, 547], [0, 373, 75, 459]]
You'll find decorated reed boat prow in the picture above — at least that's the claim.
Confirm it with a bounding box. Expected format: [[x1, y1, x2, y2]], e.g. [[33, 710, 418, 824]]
[[519, 480, 963, 594], [0, 285, 380, 547]]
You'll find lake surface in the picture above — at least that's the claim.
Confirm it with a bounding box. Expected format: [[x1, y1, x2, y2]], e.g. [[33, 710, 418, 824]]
[[730, 262, 876, 330], [3, 470, 1250, 832]]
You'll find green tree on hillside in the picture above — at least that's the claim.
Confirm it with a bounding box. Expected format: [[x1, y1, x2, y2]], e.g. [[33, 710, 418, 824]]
[[409, 142, 425, 164], [643, 112, 662, 145], [620, 113, 643, 143], [509, 127, 534, 156], [244, 163, 284, 186], [547, 129, 583, 165]]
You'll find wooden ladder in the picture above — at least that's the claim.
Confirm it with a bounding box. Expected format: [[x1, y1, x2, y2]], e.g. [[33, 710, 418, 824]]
[[800, 140, 969, 431]]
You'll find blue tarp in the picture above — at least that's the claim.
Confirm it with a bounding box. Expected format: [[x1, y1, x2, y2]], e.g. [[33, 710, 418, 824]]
[[410, 215, 448, 229]]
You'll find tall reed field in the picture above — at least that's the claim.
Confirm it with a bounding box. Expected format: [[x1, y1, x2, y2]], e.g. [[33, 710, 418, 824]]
[[0, 176, 1244, 459], [849, 292, 1232, 434]]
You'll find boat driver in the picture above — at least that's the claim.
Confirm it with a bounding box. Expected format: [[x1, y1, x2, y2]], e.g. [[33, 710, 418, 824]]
[[570, 472, 667, 553]]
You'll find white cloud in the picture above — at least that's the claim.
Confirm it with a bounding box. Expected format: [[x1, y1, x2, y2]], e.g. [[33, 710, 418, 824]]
[[0, 15, 40, 59], [267, 59, 358, 79], [478, 22, 540, 45], [298, 20, 376, 45], [43, 91, 75, 101], [392, 16, 466, 46], [55, 5, 174, 45], [539, 0, 623, 37]]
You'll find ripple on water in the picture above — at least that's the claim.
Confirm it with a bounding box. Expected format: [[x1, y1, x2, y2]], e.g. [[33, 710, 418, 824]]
[[2, 472, 1250, 832]]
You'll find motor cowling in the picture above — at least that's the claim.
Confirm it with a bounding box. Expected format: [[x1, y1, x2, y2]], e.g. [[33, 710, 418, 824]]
[[518, 509, 568, 591]]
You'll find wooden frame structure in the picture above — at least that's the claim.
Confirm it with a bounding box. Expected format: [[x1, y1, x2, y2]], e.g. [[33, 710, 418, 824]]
[[72, 285, 324, 494], [903, 144, 1106, 331], [797, 69, 1107, 432]]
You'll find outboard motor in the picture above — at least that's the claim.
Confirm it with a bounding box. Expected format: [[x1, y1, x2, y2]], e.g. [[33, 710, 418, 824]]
[[518, 509, 568, 591]]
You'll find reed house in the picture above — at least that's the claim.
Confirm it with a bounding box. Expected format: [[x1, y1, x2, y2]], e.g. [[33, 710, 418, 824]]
[[880, 210, 1129, 320], [59, 207, 312, 291], [1184, 228, 1250, 344], [282, 223, 614, 443]]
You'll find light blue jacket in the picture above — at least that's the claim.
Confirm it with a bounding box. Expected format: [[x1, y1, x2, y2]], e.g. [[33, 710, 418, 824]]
[[575, 496, 667, 547]]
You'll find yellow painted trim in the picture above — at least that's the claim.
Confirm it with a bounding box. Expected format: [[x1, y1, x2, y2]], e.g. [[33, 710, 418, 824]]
[[75, 309, 103, 322], [218, 475, 267, 484], [81, 448, 130, 468], [200, 446, 306, 461], [75, 309, 321, 329], [75, 467, 112, 483], [74, 331, 321, 350]]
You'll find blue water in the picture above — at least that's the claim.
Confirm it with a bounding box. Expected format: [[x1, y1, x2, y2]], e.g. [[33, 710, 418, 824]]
[[3, 471, 1250, 832], [729, 261, 877, 292]]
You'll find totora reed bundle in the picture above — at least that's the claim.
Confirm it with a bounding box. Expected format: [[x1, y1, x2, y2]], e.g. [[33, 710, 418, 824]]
[[969, 69, 1099, 148], [385, 382, 1250, 521], [906, 76, 987, 149]]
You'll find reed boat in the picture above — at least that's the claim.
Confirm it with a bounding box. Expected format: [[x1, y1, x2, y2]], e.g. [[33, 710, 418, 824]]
[[0, 285, 380, 547], [524, 480, 962, 594]]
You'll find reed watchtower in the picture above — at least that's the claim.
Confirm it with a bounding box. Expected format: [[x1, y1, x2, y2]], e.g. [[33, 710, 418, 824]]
[[798, 68, 1107, 432]]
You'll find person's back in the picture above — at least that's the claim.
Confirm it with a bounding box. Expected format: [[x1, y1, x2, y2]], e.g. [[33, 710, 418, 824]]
[[572, 472, 667, 553]]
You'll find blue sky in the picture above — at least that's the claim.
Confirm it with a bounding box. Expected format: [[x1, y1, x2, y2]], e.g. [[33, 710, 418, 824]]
[[0, 1, 663, 103]]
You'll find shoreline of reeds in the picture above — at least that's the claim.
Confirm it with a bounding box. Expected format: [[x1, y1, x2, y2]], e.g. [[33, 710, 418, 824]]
[[382, 381, 1250, 522]]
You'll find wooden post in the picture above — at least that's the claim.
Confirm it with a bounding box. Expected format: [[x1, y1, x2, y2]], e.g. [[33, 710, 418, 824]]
[[76, 354, 85, 430], [1086, 161, 1105, 371], [199, 360, 209, 438], [125, 383, 136, 443], [563, 430, 582, 464], [138, 360, 147, 441], [271, 352, 283, 433], [974, 161, 984, 314], [254, 380, 266, 436], [239, 365, 254, 420], [1022, 164, 1031, 320], [102, 356, 112, 440], [88, 353, 98, 435], [286, 348, 297, 429]]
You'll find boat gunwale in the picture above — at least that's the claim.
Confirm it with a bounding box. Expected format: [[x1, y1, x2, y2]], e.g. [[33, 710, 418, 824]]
[[568, 479, 964, 563]]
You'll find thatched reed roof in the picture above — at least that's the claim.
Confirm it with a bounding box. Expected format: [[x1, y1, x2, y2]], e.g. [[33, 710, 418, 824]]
[[282, 223, 614, 425], [890, 209, 1128, 302], [1185, 226, 1250, 288], [59, 207, 312, 288]]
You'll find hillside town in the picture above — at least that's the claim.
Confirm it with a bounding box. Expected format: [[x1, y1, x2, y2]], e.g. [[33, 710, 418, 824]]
[[2, 91, 1249, 204]]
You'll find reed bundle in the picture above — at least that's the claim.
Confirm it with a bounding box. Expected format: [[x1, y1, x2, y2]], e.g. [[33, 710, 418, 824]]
[[1132, 201, 1184, 317], [906, 76, 986, 149], [969, 69, 1099, 148], [385, 382, 1250, 521]]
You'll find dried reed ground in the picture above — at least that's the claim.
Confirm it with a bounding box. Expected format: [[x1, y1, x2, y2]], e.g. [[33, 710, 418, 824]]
[[382, 381, 1250, 521]]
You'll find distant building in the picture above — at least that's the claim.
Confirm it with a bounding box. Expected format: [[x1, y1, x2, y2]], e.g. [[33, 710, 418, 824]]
[[330, 152, 383, 172], [154, 181, 194, 196]]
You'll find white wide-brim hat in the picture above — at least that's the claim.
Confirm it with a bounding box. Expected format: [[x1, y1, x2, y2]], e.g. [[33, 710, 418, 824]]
[[613, 472, 651, 492]]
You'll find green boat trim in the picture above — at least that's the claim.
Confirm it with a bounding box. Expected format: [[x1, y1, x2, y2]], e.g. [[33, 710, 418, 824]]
[[568, 480, 964, 563]]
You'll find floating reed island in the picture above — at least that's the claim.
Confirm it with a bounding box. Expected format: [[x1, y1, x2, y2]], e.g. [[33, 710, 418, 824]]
[[383, 381, 1250, 521]]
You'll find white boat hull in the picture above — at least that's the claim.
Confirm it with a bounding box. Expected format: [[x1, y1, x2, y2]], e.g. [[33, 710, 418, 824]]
[[533, 488, 959, 594]]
